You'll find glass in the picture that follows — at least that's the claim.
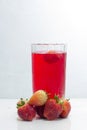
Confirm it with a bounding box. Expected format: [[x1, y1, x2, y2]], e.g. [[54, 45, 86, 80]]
[[31, 43, 67, 98]]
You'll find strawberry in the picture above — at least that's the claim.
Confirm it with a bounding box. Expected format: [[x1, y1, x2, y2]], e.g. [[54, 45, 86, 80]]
[[29, 90, 48, 106], [35, 105, 45, 118], [60, 99, 71, 118], [16, 94, 71, 121], [43, 99, 63, 120], [44, 52, 59, 63], [17, 103, 36, 121]]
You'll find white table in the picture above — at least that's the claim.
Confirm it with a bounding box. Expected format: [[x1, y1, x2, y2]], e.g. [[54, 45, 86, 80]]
[[0, 99, 87, 130]]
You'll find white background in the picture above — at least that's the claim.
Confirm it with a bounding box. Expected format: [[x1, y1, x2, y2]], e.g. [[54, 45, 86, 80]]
[[0, 0, 87, 98]]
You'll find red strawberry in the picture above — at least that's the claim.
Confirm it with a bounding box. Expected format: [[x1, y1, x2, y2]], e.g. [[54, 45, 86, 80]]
[[17, 103, 36, 121], [60, 99, 71, 118], [35, 105, 45, 118], [44, 52, 59, 63], [43, 99, 62, 120]]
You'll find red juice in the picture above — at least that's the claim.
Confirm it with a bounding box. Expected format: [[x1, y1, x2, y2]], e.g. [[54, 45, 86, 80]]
[[32, 51, 66, 98]]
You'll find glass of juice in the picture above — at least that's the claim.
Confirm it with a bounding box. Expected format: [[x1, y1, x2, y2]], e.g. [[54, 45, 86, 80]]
[[31, 43, 67, 98]]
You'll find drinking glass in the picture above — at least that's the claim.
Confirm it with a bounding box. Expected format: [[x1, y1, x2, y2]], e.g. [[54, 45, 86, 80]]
[[31, 43, 67, 98]]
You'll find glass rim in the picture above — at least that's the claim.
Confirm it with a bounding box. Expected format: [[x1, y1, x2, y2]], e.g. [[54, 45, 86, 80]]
[[31, 43, 66, 46], [31, 43, 67, 52]]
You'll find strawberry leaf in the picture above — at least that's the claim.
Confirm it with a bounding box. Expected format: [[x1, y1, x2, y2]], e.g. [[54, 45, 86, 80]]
[[54, 95, 59, 103]]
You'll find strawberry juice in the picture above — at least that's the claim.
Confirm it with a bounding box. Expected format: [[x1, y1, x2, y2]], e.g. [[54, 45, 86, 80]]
[[32, 50, 66, 98]]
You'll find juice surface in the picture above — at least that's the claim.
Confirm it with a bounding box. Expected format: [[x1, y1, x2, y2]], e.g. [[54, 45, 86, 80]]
[[32, 51, 66, 98]]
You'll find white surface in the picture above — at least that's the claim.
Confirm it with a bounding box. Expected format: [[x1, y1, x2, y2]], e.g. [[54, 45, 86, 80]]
[[0, 0, 87, 98], [0, 98, 87, 130]]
